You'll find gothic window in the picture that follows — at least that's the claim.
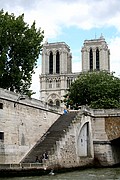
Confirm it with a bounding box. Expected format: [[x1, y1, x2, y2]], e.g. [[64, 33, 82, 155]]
[[49, 51, 53, 74], [56, 100, 60, 107], [89, 48, 93, 71], [56, 51, 60, 74], [48, 100, 53, 106], [96, 48, 99, 70]]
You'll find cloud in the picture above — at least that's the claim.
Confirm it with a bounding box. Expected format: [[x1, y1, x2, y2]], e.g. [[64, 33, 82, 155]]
[[1, 0, 120, 38], [109, 37, 120, 76]]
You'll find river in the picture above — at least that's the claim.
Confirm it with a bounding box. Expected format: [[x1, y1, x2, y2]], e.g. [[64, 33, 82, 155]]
[[0, 167, 120, 180]]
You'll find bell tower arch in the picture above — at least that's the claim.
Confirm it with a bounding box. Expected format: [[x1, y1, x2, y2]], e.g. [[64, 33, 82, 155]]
[[81, 35, 110, 72]]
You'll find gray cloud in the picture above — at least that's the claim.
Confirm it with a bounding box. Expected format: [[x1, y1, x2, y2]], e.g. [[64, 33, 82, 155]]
[[1, 0, 120, 38]]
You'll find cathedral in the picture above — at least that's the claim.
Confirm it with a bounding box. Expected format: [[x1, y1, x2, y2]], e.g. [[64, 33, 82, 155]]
[[39, 35, 110, 107]]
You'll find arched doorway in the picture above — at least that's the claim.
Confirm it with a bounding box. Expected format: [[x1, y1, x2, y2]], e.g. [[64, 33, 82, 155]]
[[77, 122, 89, 157]]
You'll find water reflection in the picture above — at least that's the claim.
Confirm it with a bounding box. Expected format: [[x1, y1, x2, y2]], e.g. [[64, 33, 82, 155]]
[[0, 167, 120, 180]]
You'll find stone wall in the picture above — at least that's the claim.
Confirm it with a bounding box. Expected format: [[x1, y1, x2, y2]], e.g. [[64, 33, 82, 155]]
[[47, 109, 120, 168], [91, 109, 120, 166], [105, 117, 120, 140], [0, 90, 120, 168], [0, 88, 62, 164], [93, 143, 114, 166]]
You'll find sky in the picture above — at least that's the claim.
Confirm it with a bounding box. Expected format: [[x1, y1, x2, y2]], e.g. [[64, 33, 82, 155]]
[[1, 0, 120, 99]]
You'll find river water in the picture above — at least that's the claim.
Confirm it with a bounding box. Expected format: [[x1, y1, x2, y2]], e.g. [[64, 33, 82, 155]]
[[0, 167, 120, 180]]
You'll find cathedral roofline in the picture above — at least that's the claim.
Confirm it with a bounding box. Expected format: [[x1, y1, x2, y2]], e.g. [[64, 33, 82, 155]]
[[84, 35, 106, 44], [43, 41, 70, 50]]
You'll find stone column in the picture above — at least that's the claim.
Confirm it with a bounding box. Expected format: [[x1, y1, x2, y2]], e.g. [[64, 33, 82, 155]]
[[61, 49, 68, 74], [41, 50, 45, 74], [46, 51, 49, 74], [64, 51, 68, 73], [82, 47, 90, 72]]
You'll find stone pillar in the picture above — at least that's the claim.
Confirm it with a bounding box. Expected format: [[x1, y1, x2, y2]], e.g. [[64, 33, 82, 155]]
[[82, 48, 89, 72], [100, 48, 105, 71], [64, 52, 67, 73], [67, 52, 72, 73], [42, 49, 49, 75], [46, 52, 49, 74], [99, 44, 110, 72], [41, 51, 45, 74]]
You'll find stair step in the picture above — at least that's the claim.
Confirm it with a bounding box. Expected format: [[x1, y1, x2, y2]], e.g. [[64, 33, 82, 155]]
[[21, 112, 78, 163]]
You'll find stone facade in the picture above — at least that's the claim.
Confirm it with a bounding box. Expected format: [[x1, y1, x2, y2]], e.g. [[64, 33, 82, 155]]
[[40, 36, 110, 106], [40, 42, 78, 106]]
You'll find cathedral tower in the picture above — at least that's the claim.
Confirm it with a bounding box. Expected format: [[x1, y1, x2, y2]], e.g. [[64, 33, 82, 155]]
[[40, 36, 110, 106], [40, 41, 77, 106], [81, 35, 110, 72]]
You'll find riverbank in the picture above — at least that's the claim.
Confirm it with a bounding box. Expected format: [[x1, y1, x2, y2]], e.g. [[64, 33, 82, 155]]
[[0, 163, 120, 178]]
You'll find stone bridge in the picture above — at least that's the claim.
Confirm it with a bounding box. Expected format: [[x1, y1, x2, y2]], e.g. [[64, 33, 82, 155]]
[[21, 108, 120, 168], [0, 88, 120, 168]]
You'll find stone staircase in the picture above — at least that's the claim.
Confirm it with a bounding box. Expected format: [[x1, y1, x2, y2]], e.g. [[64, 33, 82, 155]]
[[21, 111, 78, 163]]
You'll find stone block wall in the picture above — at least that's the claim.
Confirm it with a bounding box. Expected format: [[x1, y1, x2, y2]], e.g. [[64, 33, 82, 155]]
[[105, 117, 120, 140], [93, 143, 114, 166], [0, 88, 61, 164], [92, 109, 120, 166]]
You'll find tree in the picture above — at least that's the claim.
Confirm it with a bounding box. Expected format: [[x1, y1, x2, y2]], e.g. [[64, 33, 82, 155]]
[[64, 71, 120, 109], [0, 9, 44, 96]]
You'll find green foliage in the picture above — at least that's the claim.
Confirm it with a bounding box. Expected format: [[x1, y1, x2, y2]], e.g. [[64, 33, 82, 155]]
[[65, 71, 120, 109], [0, 9, 44, 96]]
